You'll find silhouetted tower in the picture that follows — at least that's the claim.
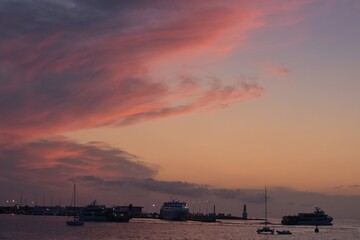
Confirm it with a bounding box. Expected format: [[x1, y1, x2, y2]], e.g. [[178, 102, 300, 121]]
[[242, 204, 248, 220]]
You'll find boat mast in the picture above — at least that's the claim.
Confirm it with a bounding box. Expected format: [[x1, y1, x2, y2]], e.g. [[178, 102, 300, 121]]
[[74, 184, 76, 208], [73, 184, 76, 220], [265, 186, 267, 227]]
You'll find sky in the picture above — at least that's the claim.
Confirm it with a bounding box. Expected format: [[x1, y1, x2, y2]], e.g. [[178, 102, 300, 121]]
[[0, 0, 360, 219]]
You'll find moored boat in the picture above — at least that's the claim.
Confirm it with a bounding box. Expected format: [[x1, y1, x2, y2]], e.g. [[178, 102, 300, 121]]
[[276, 230, 292, 235], [111, 206, 131, 222], [66, 219, 84, 226], [66, 184, 84, 226], [257, 226, 274, 234], [160, 199, 189, 221], [257, 187, 274, 234], [79, 201, 131, 222], [80, 200, 112, 222]]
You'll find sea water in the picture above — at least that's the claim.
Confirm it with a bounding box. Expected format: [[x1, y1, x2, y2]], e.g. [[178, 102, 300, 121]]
[[0, 215, 359, 240]]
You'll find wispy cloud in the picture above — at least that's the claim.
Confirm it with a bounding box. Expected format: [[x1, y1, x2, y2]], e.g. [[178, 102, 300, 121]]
[[257, 60, 292, 79], [115, 79, 263, 126], [0, 137, 157, 188], [72, 175, 265, 203], [0, 0, 307, 141]]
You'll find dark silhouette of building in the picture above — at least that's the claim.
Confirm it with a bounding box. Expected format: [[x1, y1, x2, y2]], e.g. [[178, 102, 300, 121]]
[[242, 204, 248, 220]]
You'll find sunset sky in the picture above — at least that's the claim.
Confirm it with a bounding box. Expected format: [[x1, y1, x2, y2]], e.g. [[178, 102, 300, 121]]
[[1, 0, 359, 219]]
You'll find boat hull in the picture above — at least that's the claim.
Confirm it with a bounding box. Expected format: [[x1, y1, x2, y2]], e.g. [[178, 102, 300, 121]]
[[257, 227, 274, 234], [79, 215, 110, 222], [111, 213, 130, 222], [281, 216, 333, 225], [282, 220, 332, 225], [66, 220, 84, 226], [80, 210, 130, 222], [79, 214, 130, 222], [160, 209, 187, 221], [186, 214, 216, 222]]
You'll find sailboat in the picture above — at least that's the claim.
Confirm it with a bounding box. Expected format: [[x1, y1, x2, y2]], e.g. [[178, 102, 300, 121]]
[[66, 184, 84, 226], [257, 187, 274, 234]]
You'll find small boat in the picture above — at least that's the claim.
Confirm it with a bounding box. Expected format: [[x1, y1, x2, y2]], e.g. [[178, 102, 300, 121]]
[[257, 226, 275, 234], [66, 184, 84, 226], [276, 230, 292, 235], [66, 219, 85, 226], [257, 187, 274, 234]]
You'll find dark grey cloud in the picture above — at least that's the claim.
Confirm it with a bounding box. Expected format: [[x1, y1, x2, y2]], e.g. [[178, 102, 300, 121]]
[[0, 137, 157, 190], [0, 0, 137, 39], [72, 175, 267, 204]]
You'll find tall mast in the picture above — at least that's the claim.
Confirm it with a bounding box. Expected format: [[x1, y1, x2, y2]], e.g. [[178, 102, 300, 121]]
[[74, 184, 76, 208], [265, 186, 267, 226], [73, 184, 76, 220]]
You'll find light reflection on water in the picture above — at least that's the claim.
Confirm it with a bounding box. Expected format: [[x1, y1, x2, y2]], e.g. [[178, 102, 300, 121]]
[[0, 215, 359, 240]]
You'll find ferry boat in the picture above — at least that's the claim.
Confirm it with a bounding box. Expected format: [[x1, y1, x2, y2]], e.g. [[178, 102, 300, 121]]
[[80, 201, 132, 222], [80, 200, 110, 222], [159, 199, 189, 221], [281, 207, 333, 226]]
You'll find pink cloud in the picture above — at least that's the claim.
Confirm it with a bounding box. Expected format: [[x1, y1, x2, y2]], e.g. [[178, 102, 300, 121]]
[[0, 137, 156, 184], [257, 60, 293, 81], [0, 0, 314, 146], [1, 0, 287, 142]]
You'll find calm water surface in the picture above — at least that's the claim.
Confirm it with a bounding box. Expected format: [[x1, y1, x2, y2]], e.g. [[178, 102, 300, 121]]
[[0, 215, 359, 240]]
